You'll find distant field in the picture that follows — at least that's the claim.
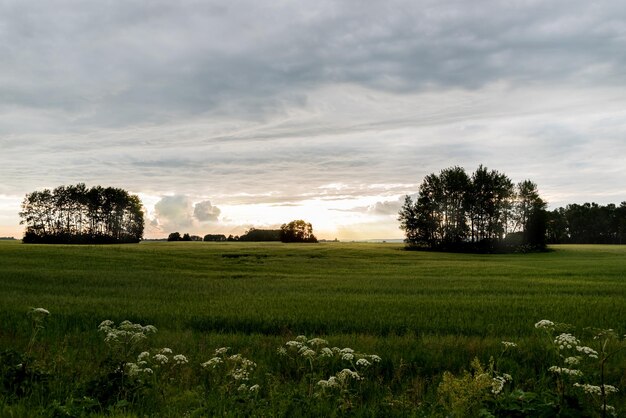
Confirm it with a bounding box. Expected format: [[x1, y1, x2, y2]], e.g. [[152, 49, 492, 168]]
[[1, 241, 625, 415]]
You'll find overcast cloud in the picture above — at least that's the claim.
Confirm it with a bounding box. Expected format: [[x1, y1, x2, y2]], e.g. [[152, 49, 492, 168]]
[[1, 1, 625, 239]]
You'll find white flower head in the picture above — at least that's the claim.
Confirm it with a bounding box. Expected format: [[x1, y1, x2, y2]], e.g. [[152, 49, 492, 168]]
[[320, 347, 333, 357], [173, 354, 188, 365], [307, 338, 328, 347], [342, 353, 354, 361], [356, 358, 371, 368], [215, 347, 230, 356], [249, 384, 260, 393], [535, 319, 555, 329], [153, 354, 169, 365], [501, 341, 517, 348]]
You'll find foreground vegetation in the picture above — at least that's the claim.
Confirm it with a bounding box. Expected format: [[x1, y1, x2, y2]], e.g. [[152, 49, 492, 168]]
[[1, 241, 625, 416]]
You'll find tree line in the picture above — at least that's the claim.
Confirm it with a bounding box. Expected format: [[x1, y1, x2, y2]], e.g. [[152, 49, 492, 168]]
[[546, 202, 626, 244], [399, 165, 546, 252], [168, 220, 318, 243], [19, 184, 144, 244]]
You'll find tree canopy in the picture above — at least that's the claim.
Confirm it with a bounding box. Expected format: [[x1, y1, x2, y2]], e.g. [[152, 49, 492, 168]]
[[546, 202, 626, 244], [399, 165, 546, 252], [280, 220, 318, 243], [19, 184, 144, 244]]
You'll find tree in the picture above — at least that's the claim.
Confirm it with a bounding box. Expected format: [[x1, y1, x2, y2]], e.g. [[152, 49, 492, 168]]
[[399, 165, 546, 252], [20, 184, 144, 244], [280, 220, 318, 243], [167, 232, 181, 241]]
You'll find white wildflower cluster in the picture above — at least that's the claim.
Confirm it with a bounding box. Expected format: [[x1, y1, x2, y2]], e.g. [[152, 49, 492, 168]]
[[548, 366, 583, 377], [201, 347, 258, 389], [501, 341, 517, 349], [491, 373, 512, 395], [280, 335, 381, 370], [29, 307, 50, 320], [317, 368, 363, 390], [534, 319, 555, 329], [237, 383, 261, 394], [573, 383, 618, 396], [575, 345, 599, 359], [554, 333, 580, 350], [125, 347, 188, 377], [564, 356, 581, 366], [98, 320, 158, 352]]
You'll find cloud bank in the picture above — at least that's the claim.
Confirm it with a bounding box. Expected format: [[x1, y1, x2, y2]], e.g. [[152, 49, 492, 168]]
[[1, 1, 625, 238]]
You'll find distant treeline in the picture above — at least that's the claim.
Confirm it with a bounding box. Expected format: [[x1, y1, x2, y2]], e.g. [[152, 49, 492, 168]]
[[170, 221, 317, 243], [19, 184, 144, 244], [547, 202, 626, 244], [168, 229, 281, 242]]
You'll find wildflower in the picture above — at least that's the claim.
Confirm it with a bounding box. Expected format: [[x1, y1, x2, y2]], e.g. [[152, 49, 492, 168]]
[[535, 319, 555, 329], [331, 347, 341, 354], [153, 354, 168, 365], [173, 354, 188, 365], [554, 333, 580, 349], [337, 368, 361, 382], [301, 349, 316, 358], [98, 320, 114, 330], [573, 383, 619, 396], [501, 341, 517, 348], [238, 384, 248, 392], [548, 366, 582, 377], [138, 351, 150, 361], [307, 338, 328, 347], [369, 354, 382, 363], [491, 376, 506, 395], [159, 347, 173, 354], [342, 353, 354, 361], [29, 307, 50, 318], [317, 379, 330, 387], [143, 368, 153, 374], [202, 357, 223, 369], [564, 356, 581, 366], [356, 358, 371, 368], [340, 348, 354, 354], [286, 341, 302, 348], [295, 335, 307, 343], [126, 363, 141, 376], [249, 384, 260, 393], [276, 347, 287, 356], [320, 347, 333, 357], [215, 347, 229, 356], [576, 345, 599, 358], [327, 376, 339, 387], [502, 373, 512, 382], [143, 325, 158, 334]]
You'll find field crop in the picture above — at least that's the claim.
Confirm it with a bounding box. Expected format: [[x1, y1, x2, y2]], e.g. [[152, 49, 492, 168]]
[[0, 241, 625, 416]]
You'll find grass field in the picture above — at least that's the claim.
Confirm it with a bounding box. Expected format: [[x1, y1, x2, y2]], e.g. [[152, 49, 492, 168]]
[[1, 241, 625, 416]]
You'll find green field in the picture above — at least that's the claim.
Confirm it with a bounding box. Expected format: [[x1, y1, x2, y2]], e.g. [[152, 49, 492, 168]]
[[1, 241, 625, 416]]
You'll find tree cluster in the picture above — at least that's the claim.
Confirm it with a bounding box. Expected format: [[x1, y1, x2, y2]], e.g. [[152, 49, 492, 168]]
[[239, 229, 281, 242], [19, 184, 144, 244], [280, 220, 318, 243], [546, 202, 626, 244], [167, 232, 202, 241], [399, 165, 546, 252]]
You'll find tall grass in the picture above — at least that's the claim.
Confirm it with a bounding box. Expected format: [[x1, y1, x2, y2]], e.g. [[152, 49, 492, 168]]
[[0, 241, 624, 415]]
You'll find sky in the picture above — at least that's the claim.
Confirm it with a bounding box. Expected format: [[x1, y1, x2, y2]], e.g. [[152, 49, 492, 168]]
[[1, 0, 625, 240]]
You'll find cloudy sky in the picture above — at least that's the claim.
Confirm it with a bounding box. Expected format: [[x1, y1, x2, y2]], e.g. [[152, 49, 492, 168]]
[[1, 1, 625, 240]]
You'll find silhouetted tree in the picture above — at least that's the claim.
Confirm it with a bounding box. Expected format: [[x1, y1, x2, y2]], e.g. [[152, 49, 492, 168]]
[[204, 234, 227, 242], [399, 165, 546, 252], [280, 220, 318, 243], [167, 232, 181, 241], [239, 228, 281, 241], [20, 184, 144, 244]]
